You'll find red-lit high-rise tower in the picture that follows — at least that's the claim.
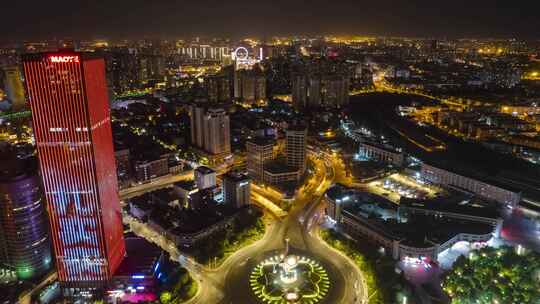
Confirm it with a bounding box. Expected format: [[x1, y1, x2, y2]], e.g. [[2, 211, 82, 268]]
[[22, 52, 125, 287]]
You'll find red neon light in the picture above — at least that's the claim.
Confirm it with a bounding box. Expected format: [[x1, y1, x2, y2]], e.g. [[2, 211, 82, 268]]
[[23, 53, 125, 285], [49, 55, 80, 63]]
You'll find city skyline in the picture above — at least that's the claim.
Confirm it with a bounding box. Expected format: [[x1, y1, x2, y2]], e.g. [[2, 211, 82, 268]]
[[1, 13, 539, 303], [2, 1, 540, 42]]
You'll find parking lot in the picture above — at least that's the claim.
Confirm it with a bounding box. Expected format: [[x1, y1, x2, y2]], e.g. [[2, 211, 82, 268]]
[[366, 173, 442, 204]]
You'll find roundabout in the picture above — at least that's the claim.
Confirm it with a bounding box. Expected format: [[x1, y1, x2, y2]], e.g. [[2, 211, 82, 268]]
[[250, 253, 330, 304], [178, 152, 367, 304]]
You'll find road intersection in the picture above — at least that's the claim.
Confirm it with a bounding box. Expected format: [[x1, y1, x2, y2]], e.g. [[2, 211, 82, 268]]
[[124, 150, 368, 304]]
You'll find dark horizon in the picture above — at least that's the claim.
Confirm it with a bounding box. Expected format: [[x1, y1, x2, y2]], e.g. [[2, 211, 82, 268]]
[[2, 0, 540, 42]]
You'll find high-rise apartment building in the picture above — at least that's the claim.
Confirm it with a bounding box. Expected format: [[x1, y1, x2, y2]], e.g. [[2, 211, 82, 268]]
[[190, 105, 206, 149], [98, 49, 166, 95], [98, 50, 139, 95], [22, 52, 125, 286], [286, 126, 307, 174], [307, 77, 321, 107], [293, 74, 349, 109], [205, 74, 231, 103], [246, 138, 275, 181], [178, 44, 231, 62], [222, 171, 251, 209], [0, 152, 52, 280], [2, 66, 26, 110], [189, 105, 231, 156], [292, 59, 350, 110], [322, 76, 349, 107], [234, 69, 266, 103], [204, 108, 231, 155], [292, 74, 308, 109]]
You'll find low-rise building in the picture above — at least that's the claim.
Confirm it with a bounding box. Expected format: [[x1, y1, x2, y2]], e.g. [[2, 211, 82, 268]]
[[194, 166, 217, 190], [172, 181, 199, 209], [127, 187, 255, 249], [420, 162, 521, 207], [168, 214, 239, 248], [325, 184, 498, 262], [504, 135, 540, 150], [134, 157, 169, 183], [263, 159, 300, 185], [129, 200, 153, 220], [358, 141, 404, 167], [500, 104, 540, 116], [110, 237, 164, 291], [168, 160, 184, 175], [399, 193, 502, 226]]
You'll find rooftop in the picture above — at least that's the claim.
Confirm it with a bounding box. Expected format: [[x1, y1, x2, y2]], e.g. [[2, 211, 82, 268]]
[[287, 125, 308, 132], [360, 140, 402, 154], [331, 184, 495, 248], [344, 210, 493, 248], [113, 237, 162, 277], [400, 191, 501, 220], [223, 171, 250, 183], [195, 166, 215, 175], [129, 190, 239, 235], [264, 159, 299, 175], [168, 203, 237, 234], [247, 137, 276, 147], [325, 183, 352, 201], [423, 160, 522, 193], [174, 180, 197, 191]]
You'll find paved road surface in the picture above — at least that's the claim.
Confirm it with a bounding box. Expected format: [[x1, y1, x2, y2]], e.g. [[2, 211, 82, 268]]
[[125, 151, 368, 304]]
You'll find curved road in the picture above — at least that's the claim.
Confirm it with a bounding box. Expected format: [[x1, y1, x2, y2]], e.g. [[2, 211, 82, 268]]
[[182, 152, 367, 304]]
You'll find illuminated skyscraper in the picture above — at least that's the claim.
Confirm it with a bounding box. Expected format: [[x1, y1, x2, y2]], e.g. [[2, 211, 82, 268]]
[[22, 52, 125, 287], [0, 151, 52, 280]]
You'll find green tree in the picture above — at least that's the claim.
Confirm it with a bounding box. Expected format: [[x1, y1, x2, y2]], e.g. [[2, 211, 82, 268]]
[[160, 291, 172, 304], [443, 246, 540, 304]]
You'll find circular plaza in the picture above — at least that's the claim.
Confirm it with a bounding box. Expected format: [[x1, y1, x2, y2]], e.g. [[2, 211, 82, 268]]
[[249, 254, 330, 304]]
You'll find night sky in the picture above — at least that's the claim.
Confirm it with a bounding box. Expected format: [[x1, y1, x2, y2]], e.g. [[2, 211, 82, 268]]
[[2, 0, 540, 41]]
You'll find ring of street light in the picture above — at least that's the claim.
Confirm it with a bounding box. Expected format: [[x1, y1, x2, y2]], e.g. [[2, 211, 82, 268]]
[[249, 254, 330, 304]]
